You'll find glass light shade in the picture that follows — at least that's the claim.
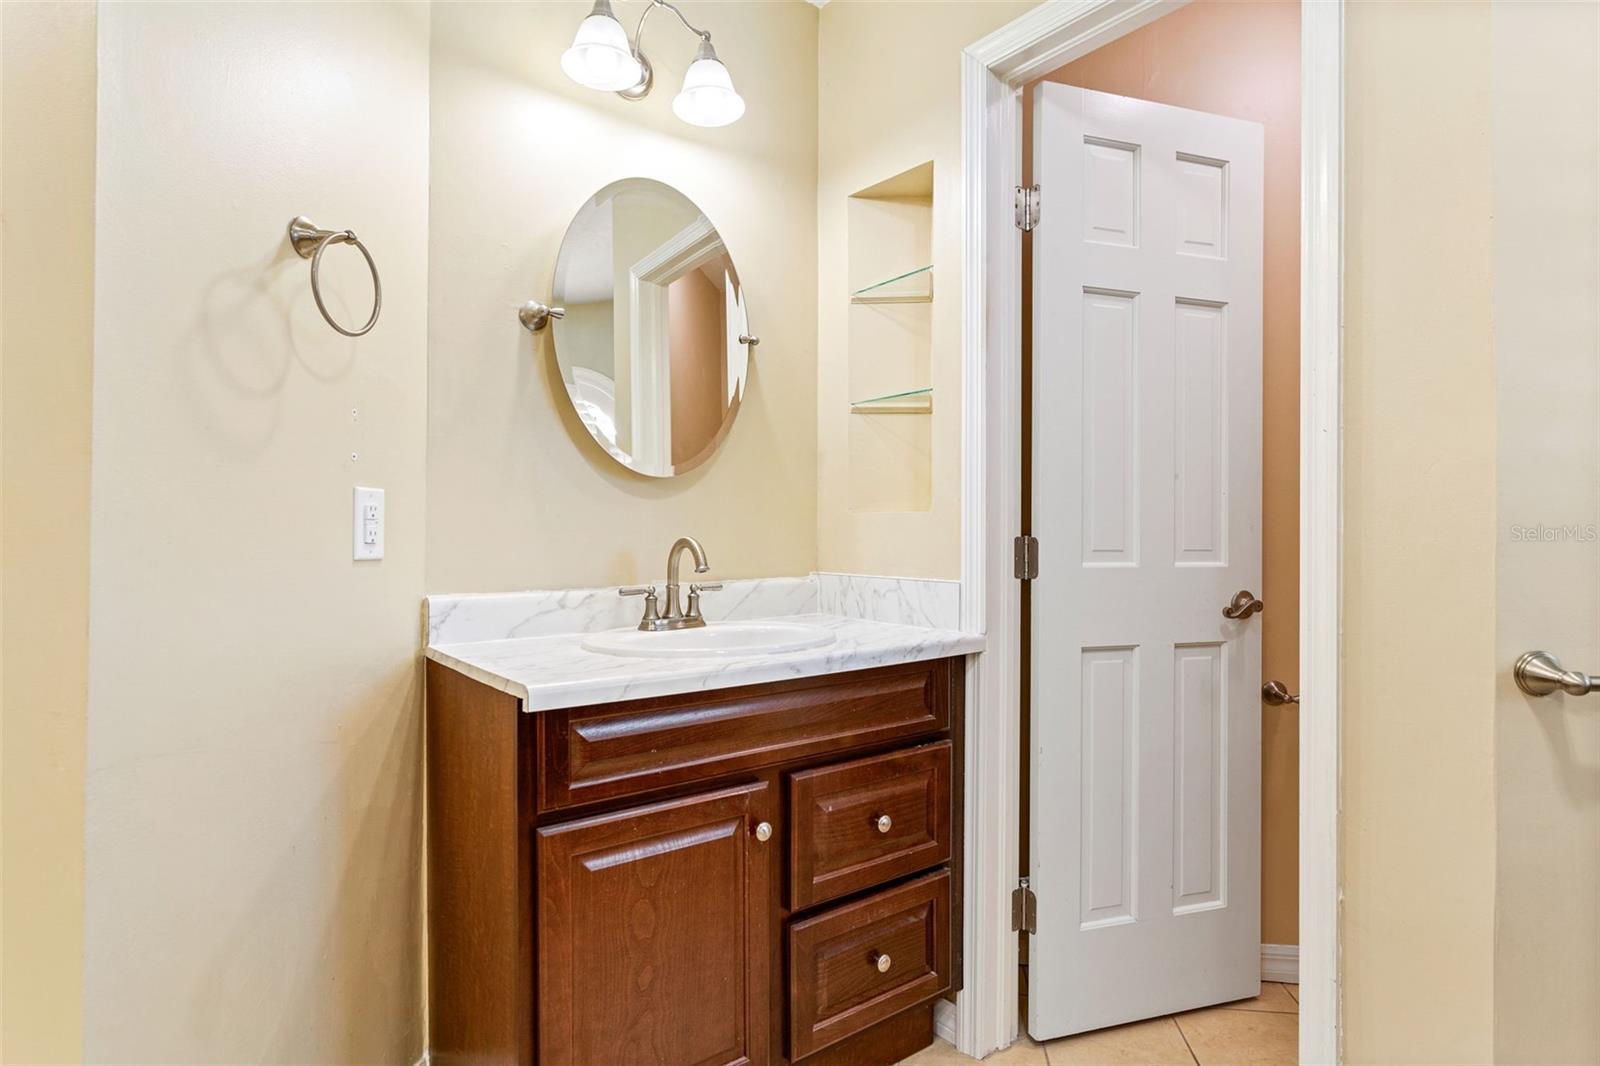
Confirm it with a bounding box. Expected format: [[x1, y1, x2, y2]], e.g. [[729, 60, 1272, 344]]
[[672, 56, 745, 127], [561, 9, 643, 92]]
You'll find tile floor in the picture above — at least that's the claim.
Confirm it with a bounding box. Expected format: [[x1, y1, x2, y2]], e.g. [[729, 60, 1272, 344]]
[[898, 982, 1298, 1066]]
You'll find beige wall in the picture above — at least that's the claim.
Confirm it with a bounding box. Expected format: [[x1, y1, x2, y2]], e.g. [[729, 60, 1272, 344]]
[[1490, 2, 1600, 1061], [1343, 3, 1500, 1061], [426, 1, 818, 592], [11, 5, 1592, 1063], [5, 2, 818, 1056], [816, 0, 1033, 578], [82, 3, 429, 1060], [0, 3, 96, 1061], [1032, 0, 1303, 949]]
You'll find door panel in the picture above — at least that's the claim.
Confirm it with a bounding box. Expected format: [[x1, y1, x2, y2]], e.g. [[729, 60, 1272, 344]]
[[1030, 83, 1264, 1038], [536, 782, 772, 1066], [1490, 2, 1600, 1058]]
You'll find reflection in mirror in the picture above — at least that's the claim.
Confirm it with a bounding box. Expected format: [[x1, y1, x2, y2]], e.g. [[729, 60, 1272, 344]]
[[551, 178, 751, 477]]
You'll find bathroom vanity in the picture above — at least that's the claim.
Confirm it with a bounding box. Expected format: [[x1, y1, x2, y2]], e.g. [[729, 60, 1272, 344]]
[[424, 580, 979, 1066]]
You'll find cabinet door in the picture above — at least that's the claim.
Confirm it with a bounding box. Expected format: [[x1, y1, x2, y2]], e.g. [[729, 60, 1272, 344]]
[[537, 782, 772, 1066]]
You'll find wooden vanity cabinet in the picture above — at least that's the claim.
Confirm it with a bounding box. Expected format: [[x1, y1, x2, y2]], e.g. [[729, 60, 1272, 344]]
[[426, 655, 965, 1066]]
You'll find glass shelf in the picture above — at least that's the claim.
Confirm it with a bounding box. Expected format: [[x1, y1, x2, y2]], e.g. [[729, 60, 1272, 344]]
[[850, 387, 933, 414], [850, 265, 933, 304]]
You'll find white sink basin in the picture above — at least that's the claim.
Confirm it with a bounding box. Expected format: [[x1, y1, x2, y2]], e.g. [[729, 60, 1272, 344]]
[[581, 621, 836, 659]]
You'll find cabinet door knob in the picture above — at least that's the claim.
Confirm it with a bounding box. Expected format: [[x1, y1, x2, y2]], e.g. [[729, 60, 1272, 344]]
[[871, 951, 892, 973], [874, 814, 893, 834], [754, 821, 773, 842]]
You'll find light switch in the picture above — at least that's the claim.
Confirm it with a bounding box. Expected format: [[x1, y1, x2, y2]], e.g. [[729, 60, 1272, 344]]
[[353, 486, 384, 560]]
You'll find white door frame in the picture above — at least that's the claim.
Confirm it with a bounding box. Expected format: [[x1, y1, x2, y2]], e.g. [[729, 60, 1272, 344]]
[[955, 1, 1343, 1061], [628, 217, 725, 476]]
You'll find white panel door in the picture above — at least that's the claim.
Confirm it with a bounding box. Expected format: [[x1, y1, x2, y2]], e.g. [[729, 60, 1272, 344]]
[[1029, 84, 1264, 1039]]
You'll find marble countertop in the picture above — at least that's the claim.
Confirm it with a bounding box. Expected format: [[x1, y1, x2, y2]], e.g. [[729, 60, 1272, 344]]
[[425, 612, 984, 712]]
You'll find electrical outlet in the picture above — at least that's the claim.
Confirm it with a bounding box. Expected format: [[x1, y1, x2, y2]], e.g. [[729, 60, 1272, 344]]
[[353, 486, 384, 560]]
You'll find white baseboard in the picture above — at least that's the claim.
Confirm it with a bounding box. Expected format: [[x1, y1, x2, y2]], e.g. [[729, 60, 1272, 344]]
[[934, 997, 958, 1045], [1261, 943, 1299, 984]]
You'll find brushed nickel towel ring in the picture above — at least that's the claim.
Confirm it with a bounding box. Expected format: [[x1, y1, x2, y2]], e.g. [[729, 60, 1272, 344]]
[[288, 216, 382, 337]]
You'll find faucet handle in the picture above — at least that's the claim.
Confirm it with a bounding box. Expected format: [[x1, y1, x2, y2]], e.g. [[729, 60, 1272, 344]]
[[686, 582, 722, 622], [620, 585, 661, 627]]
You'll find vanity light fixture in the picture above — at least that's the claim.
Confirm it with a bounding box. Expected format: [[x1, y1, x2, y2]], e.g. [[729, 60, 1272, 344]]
[[561, 0, 745, 128], [559, 0, 643, 91]]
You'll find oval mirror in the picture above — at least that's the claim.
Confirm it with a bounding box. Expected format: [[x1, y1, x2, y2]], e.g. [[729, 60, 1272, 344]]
[[550, 178, 752, 478]]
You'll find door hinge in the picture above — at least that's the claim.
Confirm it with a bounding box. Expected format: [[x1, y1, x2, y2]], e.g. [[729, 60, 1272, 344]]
[[1014, 535, 1039, 580], [1011, 877, 1037, 934], [1014, 184, 1041, 231]]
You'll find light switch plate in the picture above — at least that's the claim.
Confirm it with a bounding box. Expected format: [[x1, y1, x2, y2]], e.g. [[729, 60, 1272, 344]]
[[353, 486, 384, 561]]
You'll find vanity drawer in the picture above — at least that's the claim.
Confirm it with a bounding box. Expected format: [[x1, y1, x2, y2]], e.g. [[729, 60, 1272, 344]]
[[788, 741, 952, 910], [788, 869, 951, 1060], [536, 660, 954, 812]]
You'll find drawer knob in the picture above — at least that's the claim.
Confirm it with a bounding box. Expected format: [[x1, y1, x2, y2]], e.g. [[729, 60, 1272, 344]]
[[874, 814, 893, 834], [871, 951, 892, 974], [754, 821, 773, 842]]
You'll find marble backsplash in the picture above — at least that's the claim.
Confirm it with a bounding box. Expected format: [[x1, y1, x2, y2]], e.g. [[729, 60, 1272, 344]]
[[426, 577, 816, 645], [427, 572, 964, 645], [814, 572, 962, 630]]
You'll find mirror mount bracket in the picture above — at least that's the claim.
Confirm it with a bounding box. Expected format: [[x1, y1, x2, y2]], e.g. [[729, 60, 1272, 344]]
[[518, 300, 566, 333]]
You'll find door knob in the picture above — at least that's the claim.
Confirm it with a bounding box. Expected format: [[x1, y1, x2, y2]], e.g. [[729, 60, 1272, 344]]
[[1514, 651, 1600, 698], [754, 821, 773, 842], [1262, 680, 1300, 705], [1223, 590, 1264, 619]]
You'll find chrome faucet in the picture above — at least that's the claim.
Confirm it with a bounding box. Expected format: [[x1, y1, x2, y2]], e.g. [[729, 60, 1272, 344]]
[[619, 536, 722, 631]]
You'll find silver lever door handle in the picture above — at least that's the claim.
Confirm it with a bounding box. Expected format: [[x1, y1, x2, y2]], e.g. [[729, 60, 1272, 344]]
[[1514, 650, 1600, 698], [1262, 680, 1300, 706], [1223, 590, 1264, 619]]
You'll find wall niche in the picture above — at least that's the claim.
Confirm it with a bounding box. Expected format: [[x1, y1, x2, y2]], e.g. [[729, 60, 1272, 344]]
[[847, 161, 933, 513]]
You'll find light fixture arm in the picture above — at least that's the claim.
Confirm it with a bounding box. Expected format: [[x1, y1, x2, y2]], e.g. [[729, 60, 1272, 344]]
[[633, 0, 712, 53], [618, 0, 714, 102]]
